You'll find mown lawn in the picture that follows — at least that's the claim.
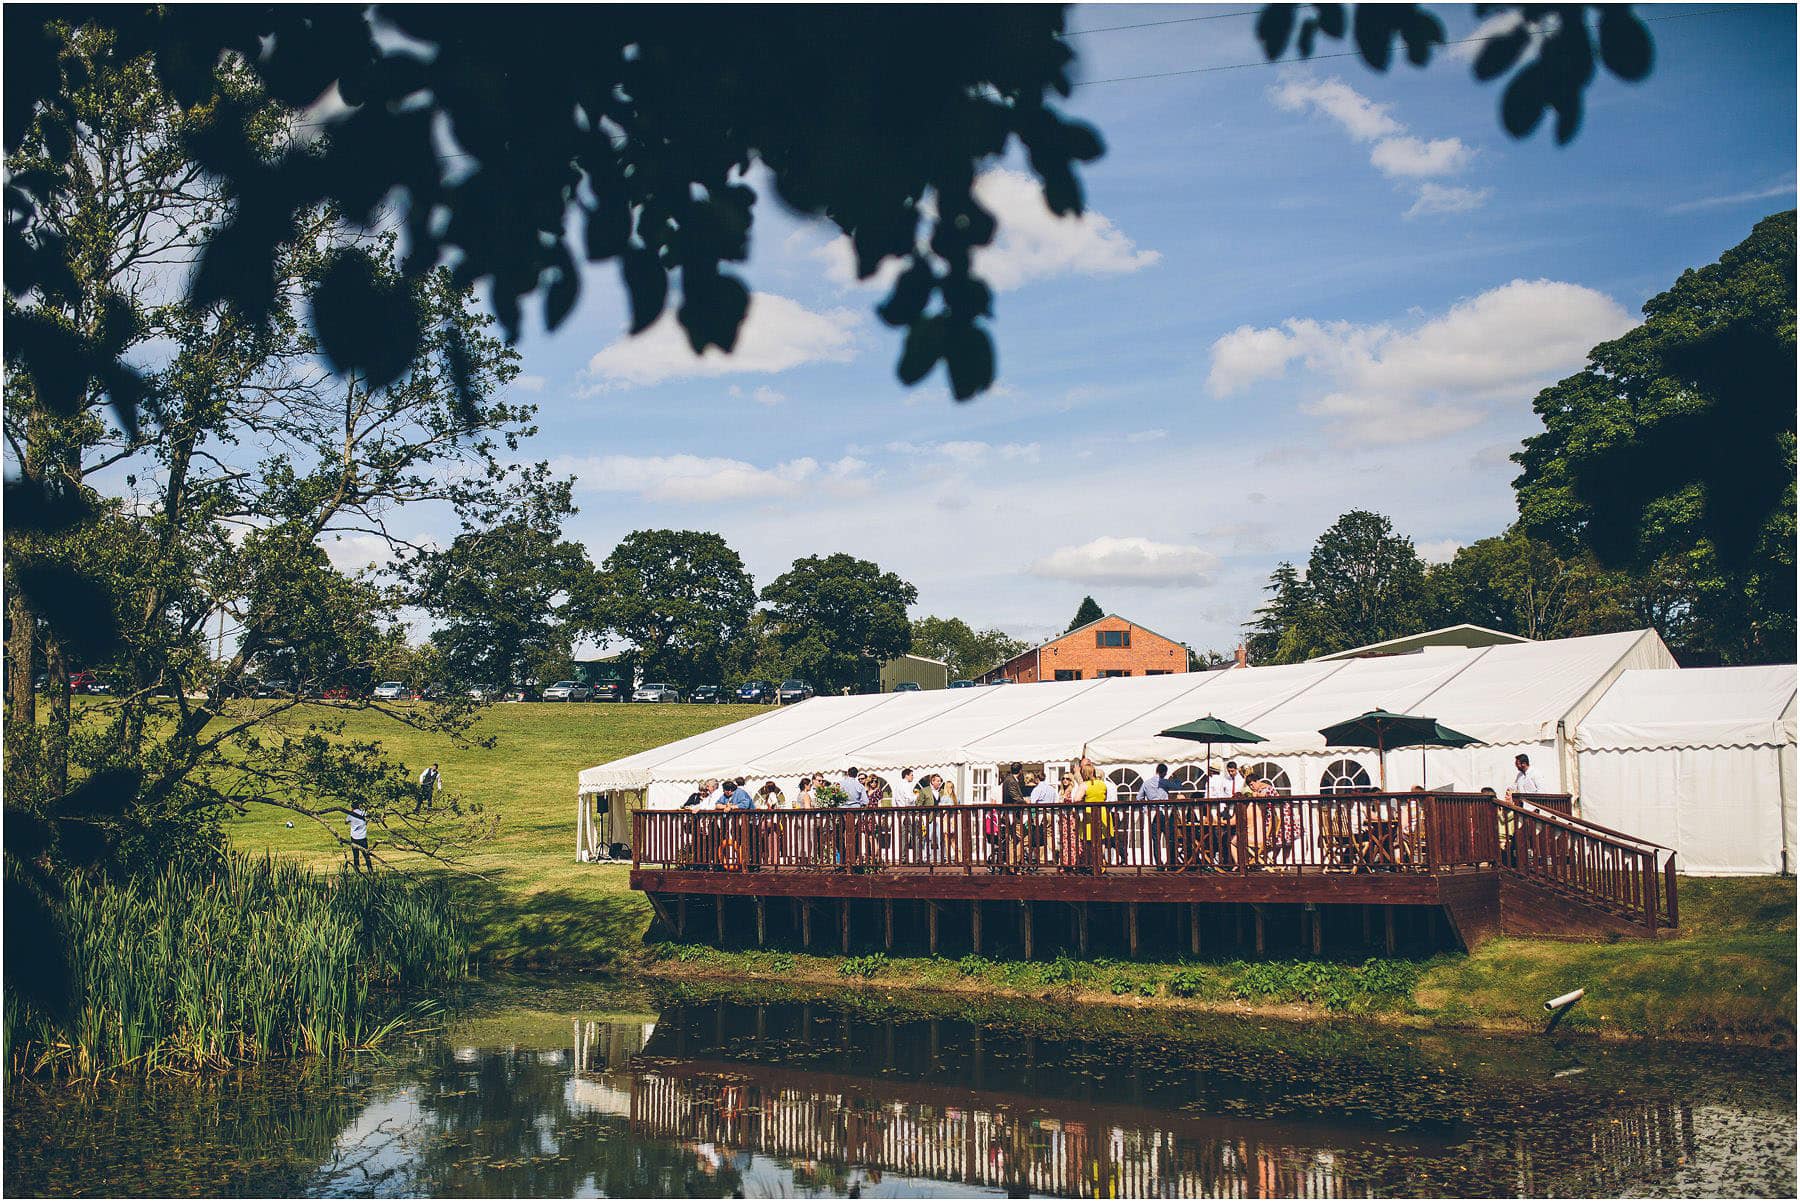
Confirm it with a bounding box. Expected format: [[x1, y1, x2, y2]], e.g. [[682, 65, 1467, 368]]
[[225, 701, 752, 966]]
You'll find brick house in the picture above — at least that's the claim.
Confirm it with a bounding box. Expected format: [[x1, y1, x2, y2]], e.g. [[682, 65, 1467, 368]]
[[976, 614, 1190, 684]]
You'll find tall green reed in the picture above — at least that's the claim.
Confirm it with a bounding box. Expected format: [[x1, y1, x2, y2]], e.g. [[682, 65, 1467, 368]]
[[13, 852, 467, 1078]]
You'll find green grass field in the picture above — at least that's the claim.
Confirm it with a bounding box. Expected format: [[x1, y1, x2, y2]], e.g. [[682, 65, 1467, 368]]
[[225, 702, 1796, 1041], [225, 701, 754, 966]]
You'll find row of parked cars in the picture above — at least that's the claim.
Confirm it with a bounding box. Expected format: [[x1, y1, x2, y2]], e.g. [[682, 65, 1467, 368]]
[[510, 678, 821, 704]]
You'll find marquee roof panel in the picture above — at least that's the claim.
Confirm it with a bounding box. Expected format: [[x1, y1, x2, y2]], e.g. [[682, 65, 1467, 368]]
[[1579, 666, 1798, 751]]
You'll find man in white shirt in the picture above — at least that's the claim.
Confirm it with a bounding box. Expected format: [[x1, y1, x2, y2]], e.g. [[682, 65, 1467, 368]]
[[1205, 764, 1235, 799], [1508, 753, 1542, 799], [1225, 761, 1246, 796], [347, 804, 371, 872], [1029, 772, 1060, 805]]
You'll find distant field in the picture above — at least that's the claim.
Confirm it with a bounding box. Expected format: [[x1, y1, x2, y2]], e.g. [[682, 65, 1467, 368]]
[[225, 701, 760, 966]]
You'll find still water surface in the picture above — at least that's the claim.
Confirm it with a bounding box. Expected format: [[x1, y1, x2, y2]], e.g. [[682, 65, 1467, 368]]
[[6, 979, 1793, 1197]]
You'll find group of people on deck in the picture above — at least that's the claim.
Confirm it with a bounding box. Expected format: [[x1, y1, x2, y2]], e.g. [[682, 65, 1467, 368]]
[[670, 753, 1551, 874]]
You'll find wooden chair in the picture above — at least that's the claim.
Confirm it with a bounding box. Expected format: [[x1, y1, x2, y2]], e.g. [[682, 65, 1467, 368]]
[[1319, 804, 1358, 869]]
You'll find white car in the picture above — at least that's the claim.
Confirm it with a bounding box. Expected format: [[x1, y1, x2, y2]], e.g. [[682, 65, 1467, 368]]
[[633, 682, 682, 703], [542, 680, 593, 702], [372, 681, 409, 701]]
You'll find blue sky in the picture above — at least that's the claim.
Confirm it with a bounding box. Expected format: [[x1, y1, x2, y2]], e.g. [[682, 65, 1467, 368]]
[[370, 4, 1796, 655]]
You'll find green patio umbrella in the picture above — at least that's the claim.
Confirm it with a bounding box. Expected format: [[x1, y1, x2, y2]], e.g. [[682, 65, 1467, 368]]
[[1317, 709, 1478, 789], [1155, 715, 1267, 793]]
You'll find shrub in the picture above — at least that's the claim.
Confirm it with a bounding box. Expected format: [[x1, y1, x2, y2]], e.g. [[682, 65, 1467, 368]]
[[956, 954, 992, 977], [838, 953, 888, 979]]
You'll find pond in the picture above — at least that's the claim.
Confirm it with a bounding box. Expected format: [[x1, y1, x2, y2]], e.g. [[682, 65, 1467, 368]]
[[5, 978, 1793, 1197]]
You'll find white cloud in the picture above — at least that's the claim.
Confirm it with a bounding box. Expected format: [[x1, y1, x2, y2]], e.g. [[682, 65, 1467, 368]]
[[885, 439, 1041, 465], [1271, 75, 1485, 214], [512, 374, 548, 393], [323, 533, 393, 574], [1369, 136, 1472, 178], [585, 293, 860, 387], [1206, 279, 1636, 442], [729, 384, 786, 406], [1416, 538, 1463, 564], [968, 169, 1161, 290], [1030, 536, 1219, 588], [1667, 180, 1796, 214], [552, 452, 870, 503], [1449, 11, 1527, 62], [1270, 77, 1402, 141], [1406, 183, 1494, 218], [811, 168, 1158, 294]]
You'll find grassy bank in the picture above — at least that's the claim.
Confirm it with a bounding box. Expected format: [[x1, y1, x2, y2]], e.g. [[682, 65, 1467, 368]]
[[8, 853, 468, 1078], [641, 875, 1795, 1044], [222, 703, 1796, 1044]]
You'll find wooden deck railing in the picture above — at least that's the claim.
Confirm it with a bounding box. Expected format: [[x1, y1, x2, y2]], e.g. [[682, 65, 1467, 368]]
[[633, 792, 1513, 878], [1496, 800, 1677, 932]]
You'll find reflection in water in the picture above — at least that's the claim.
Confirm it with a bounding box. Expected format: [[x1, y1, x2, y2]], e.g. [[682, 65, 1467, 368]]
[[4, 989, 1792, 1198]]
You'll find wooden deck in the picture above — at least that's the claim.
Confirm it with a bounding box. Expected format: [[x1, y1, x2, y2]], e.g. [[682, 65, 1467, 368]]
[[629, 793, 1677, 952]]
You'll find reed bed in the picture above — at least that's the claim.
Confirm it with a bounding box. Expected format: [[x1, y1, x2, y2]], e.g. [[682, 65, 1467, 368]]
[[10, 853, 468, 1078]]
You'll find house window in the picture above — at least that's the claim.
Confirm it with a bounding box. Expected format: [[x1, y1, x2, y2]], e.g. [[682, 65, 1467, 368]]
[[1145, 670, 1171, 676], [1100, 669, 1130, 678], [1169, 764, 1207, 794], [1096, 629, 1131, 648], [1107, 768, 1143, 800], [970, 766, 994, 805], [1054, 669, 1082, 681], [1320, 759, 1372, 794]]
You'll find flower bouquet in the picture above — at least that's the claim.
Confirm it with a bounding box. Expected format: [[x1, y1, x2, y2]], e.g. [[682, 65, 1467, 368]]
[[813, 781, 850, 809]]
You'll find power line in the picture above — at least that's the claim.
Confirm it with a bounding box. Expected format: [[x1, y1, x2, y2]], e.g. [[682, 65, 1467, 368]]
[[1063, 10, 1260, 37]]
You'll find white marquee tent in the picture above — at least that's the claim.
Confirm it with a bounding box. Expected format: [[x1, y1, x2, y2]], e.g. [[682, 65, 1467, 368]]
[[576, 628, 1800, 864], [1576, 666, 1797, 875]]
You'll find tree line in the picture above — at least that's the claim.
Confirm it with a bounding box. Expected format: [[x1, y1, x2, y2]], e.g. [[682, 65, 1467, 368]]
[[1244, 212, 1795, 669]]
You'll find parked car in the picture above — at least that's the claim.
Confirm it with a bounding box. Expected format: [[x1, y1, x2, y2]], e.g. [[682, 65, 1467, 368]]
[[777, 679, 815, 705], [542, 680, 594, 702], [634, 682, 682, 703], [69, 670, 112, 695], [502, 683, 538, 702], [735, 680, 774, 704], [949, 679, 977, 689], [252, 679, 294, 699], [372, 681, 409, 701], [892, 681, 922, 693], [689, 684, 723, 704], [590, 680, 626, 703]]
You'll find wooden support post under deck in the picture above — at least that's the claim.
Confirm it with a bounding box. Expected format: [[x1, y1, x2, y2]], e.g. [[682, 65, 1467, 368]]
[[1384, 905, 1396, 955], [755, 897, 767, 947], [1311, 905, 1323, 955], [840, 899, 851, 954], [1189, 903, 1201, 958], [971, 900, 983, 955], [677, 895, 687, 939], [1362, 904, 1373, 947], [927, 900, 939, 956], [1020, 901, 1033, 960], [801, 899, 812, 948], [1127, 901, 1140, 959], [1235, 904, 1245, 949], [716, 896, 726, 945], [883, 899, 894, 952], [1253, 905, 1265, 957], [1076, 903, 1089, 954]]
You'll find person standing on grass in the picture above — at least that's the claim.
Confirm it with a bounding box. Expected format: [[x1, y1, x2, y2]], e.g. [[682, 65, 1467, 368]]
[[347, 803, 372, 872], [418, 762, 439, 809]]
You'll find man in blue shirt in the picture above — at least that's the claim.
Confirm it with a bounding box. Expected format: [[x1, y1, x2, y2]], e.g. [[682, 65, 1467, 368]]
[[1141, 763, 1173, 868], [727, 778, 755, 809], [840, 767, 870, 808]]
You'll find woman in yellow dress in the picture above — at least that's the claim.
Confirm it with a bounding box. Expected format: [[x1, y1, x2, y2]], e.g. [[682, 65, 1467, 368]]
[[1079, 764, 1113, 873]]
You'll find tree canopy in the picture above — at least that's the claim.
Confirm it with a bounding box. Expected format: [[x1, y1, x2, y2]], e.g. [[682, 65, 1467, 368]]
[[910, 615, 1030, 681], [1067, 596, 1104, 632], [759, 553, 918, 694], [1514, 210, 1795, 664], [587, 529, 756, 687]]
